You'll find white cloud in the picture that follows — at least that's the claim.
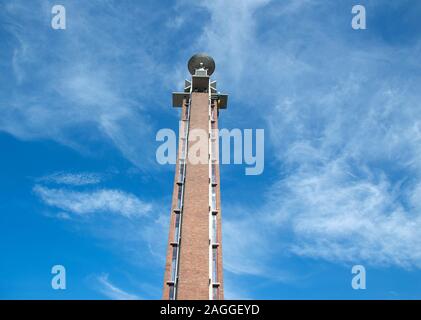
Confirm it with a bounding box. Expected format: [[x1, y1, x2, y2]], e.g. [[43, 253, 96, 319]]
[[223, 215, 294, 282], [193, 0, 271, 86], [0, 1, 163, 168], [33, 185, 152, 218], [270, 160, 421, 267], [193, 0, 421, 270], [96, 273, 140, 300], [3, 0, 421, 282], [165, 15, 185, 29], [80, 209, 169, 269], [38, 172, 103, 186], [260, 47, 421, 268]]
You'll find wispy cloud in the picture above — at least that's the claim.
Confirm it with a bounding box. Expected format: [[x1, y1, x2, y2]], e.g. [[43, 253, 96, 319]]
[[223, 216, 288, 279], [267, 160, 421, 268], [3, 0, 421, 297], [192, 0, 271, 86], [95, 273, 140, 300], [0, 0, 169, 168], [192, 0, 421, 272], [37, 172, 104, 186], [33, 185, 152, 217], [33, 170, 168, 268], [260, 41, 421, 268]]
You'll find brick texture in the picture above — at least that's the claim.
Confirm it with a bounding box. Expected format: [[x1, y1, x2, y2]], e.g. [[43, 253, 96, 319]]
[[162, 92, 224, 300]]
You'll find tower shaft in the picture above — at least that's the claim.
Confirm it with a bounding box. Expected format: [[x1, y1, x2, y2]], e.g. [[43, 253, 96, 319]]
[[163, 55, 227, 300]]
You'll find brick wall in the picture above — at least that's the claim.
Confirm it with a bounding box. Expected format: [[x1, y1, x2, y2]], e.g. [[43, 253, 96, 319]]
[[162, 92, 224, 300]]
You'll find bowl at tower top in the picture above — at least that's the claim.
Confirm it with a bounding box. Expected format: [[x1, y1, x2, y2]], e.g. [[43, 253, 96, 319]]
[[188, 53, 215, 76]]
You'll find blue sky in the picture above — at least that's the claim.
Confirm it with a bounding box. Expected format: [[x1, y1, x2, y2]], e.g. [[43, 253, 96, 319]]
[[1, 0, 421, 299]]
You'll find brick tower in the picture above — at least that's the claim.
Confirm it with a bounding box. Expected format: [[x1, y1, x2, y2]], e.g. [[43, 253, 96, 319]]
[[162, 54, 228, 300]]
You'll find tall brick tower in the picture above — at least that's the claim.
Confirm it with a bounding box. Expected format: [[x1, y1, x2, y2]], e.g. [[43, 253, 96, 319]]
[[162, 54, 228, 300]]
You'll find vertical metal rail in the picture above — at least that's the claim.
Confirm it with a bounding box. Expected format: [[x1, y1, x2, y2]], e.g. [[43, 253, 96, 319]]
[[171, 95, 191, 300], [208, 87, 219, 299]]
